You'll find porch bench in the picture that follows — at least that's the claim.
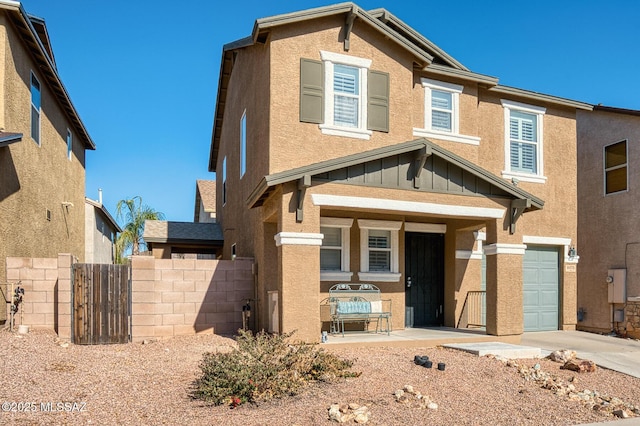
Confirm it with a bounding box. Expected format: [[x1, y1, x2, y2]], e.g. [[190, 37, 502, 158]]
[[328, 283, 392, 336]]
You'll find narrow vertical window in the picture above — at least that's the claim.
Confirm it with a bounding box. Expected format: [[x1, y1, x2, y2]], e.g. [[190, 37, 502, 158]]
[[67, 129, 72, 160], [368, 229, 391, 272], [222, 156, 227, 205], [501, 99, 546, 183], [31, 72, 41, 145], [604, 140, 627, 194], [509, 110, 538, 174], [431, 90, 453, 132], [320, 226, 342, 271], [240, 110, 246, 178], [333, 64, 359, 128]]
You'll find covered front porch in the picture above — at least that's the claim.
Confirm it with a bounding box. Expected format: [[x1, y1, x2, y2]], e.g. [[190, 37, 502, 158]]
[[250, 139, 565, 343]]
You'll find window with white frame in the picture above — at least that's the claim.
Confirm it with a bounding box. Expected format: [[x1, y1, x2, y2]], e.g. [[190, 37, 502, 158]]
[[66, 129, 72, 160], [357, 219, 402, 282], [222, 156, 227, 205], [240, 110, 247, 178], [31, 72, 41, 145], [413, 78, 480, 145], [319, 51, 372, 140], [320, 217, 353, 281], [501, 100, 546, 183], [604, 140, 627, 195]]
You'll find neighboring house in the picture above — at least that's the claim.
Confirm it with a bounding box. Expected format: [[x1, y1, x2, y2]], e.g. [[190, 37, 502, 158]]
[[85, 191, 121, 264], [208, 3, 591, 342], [143, 220, 223, 260], [577, 106, 640, 338], [0, 2, 95, 318], [194, 179, 217, 223], [144, 181, 222, 259]]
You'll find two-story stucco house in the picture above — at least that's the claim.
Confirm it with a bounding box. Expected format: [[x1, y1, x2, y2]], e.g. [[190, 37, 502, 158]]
[[577, 105, 640, 338], [0, 1, 94, 318], [209, 3, 591, 342]]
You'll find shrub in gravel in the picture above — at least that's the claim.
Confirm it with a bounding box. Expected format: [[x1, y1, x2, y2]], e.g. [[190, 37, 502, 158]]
[[193, 330, 358, 406]]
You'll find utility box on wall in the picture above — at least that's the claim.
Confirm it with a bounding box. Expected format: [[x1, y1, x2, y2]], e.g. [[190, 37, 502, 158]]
[[607, 269, 627, 304]]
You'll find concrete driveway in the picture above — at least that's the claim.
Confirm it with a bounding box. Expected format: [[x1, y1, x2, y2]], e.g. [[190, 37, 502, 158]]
[[520, 330, 640, 378]]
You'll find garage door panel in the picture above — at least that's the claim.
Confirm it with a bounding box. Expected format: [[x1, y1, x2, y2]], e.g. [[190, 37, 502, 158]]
[[539, 311, 559, 330], [523, 290, 539, 307], [540, 290, 558, 307]]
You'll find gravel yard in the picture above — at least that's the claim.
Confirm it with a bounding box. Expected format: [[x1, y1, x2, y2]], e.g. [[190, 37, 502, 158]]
[[0, 328, 639, 425]]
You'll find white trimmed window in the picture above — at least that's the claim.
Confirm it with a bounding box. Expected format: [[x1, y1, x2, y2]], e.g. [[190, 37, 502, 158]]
[[320, 217, 353, 281], [66, 129, 72, 160], [413, 78, 479, 145], [357, 219, 402, 282], [240, 110, 247, 178], [501, 100, 546, 184], [31, 72, 41, 145], [319, 51, 372, 140], [604, 140, 627, 195], [222, 156, 227, 205]]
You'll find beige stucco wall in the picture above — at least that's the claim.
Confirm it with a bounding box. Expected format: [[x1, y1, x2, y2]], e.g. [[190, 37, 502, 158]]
[[213, 13, 580, 340], [577, 109, 640, 333], [0, 14, 86, 294]]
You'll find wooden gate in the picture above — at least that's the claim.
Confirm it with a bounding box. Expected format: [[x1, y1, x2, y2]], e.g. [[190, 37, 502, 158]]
[[73, 263, 130, 344]]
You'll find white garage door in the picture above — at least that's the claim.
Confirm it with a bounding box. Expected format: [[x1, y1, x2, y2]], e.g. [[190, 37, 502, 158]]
[[523, 246, 559, 331]]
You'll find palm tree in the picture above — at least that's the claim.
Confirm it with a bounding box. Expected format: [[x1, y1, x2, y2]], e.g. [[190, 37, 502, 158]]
[[115, 196, 165, 263]]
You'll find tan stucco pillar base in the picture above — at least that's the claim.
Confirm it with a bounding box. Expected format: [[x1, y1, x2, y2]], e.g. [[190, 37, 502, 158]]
[[277, 239, 322, 342], [485, 243, 526, 336]]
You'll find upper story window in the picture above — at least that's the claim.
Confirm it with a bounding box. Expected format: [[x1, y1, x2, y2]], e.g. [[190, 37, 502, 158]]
[[299, 52, 389, 140], [604, 140, 627, 195], [501, 100, 546, 184], [413, 78, 480, 145], [320, 217, 353, 281], [31, 72, 41, 145], [66, 129, 72, 160], [222, 156, 227, 205], [357, 219, 402, 282], [240, 110, 247, 178]]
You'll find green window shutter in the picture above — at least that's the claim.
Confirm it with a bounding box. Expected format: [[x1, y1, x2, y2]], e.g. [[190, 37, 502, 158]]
[[300, 58, 324, 124], [367, 70, 389, 132]]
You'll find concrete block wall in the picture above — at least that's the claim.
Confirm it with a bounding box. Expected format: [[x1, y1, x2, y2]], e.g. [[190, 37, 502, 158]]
[[6, 254, 255, 343], [5, 254, 74, 337], [130, 256, 254, 342]]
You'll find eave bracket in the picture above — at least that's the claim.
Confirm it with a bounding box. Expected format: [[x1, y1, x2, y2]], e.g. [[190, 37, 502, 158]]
[[413, 145, 432, 188], [510, 198, 531, 234], [296, 175, 312, 222], [343, 8, 356, 51]]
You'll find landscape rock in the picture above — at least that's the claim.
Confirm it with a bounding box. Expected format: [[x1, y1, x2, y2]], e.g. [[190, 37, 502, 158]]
[[613, 409, 630, 419], [328, 403, 370, 423], [548, 349, 577, 363], [561, 359, 597, 373]]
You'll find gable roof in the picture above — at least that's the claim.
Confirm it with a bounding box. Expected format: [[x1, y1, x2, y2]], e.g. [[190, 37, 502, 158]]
[[209, 2, 449, 172], [194, 180, 216, 222], [1, 1, 95, 150], [209, 2, 591, 173], [85, 197, 122, 233], [247, 138, 544, 210]]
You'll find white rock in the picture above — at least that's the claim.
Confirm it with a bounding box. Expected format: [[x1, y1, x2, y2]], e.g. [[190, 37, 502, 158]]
[[427, 402, 438, 410]]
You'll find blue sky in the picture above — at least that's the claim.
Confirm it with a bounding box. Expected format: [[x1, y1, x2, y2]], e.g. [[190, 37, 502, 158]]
[[19, 0, 640, 223]]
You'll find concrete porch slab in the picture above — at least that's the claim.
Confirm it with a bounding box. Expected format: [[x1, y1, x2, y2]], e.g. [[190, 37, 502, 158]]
[[443, 342, 541, 358]]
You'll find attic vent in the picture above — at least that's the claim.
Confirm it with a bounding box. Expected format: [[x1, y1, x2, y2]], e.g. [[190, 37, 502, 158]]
[[46, 209, 51, 221]]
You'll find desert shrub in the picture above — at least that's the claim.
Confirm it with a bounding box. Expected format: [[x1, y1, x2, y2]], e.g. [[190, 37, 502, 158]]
[[192, 330, 358, 406]]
